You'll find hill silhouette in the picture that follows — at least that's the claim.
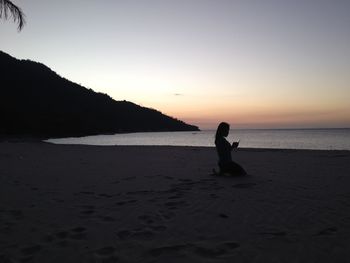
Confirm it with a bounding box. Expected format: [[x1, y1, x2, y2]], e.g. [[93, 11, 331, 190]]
[[0, 51, 199, 138]]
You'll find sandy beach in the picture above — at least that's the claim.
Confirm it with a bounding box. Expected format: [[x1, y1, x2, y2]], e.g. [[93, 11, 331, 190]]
[[1, 141, 350, 263]]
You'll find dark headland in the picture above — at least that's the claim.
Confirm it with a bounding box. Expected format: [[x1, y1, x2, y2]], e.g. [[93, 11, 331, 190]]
[[0, 51, 199, 138]]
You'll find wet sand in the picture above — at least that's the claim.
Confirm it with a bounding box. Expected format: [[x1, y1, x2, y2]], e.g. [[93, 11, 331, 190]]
[[1, 141, 350, 262]]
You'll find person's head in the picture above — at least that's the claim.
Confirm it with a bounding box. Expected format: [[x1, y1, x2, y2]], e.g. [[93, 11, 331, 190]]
[[215, 122, 230, 140]]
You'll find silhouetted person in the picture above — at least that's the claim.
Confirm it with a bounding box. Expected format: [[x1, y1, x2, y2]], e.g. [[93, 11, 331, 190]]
[[215, 122, 247, 176]]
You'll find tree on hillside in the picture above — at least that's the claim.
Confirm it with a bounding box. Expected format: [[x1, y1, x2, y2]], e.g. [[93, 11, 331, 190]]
[[0, 0, 25, 30]]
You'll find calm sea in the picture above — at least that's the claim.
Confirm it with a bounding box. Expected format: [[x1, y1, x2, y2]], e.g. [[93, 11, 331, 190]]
[[46, 129, 350, 150]]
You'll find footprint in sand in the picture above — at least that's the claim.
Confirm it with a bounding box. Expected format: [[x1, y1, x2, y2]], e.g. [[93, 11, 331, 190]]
[[19, 245, 42, 262], [52, 198, 65, 203], [159, 210, 176, 220], [122, 176, 136, 181], [98, 193, 114, 198], [259, 231, 287, 237], [138, 214, 155, 225], [0, 210, 23, 233], [171, 183, 195, 191], [80, 210, 95, 216], [194, 246, 226, 258], [148, 242, 240, 259], [116, 230, 131, 239], [138, 213, 168, 230], [78, 191, 95, 196], [71, 226, 86, 233], [12, 179, 21, 186], [164, 201, 187, 210], [115, 201, 127, 206], [126, 190, 154, 196], [42, 234, 55, 243], [130, 229, 155, 239], [95, 246, 115, 256], [149, 225, 167, 232], [8, 209, 24, 221], [2, 222, 15, 234], [193, 242, 240, 258], [115, 199, 137, 206], [56, 231, 69, 239], [57, 240, 70, 248], [98, 216, 115, 222], [178, 178, 194, 183], [79, 205, 96, 217], [94, 246, 119, 262], [167, 194, 182, 200], [147, 198, 159, 203], [232, 183, 256, 189], [117, 224, 164, 240], [210, 193, 219, 199], [20, 245, 42, 256], [69, 227, 88, 240], [219, 213, 229, 219], [43, 227, 88, 244], [148, 244, 191, 257], [316, 227, 337, 236]]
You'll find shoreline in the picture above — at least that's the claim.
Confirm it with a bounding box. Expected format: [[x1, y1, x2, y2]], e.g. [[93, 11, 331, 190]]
[[2, 137, 350, 153], [1, 141, 350, 262], [34, 139, 350, 153], [3, 128, 350, 151]]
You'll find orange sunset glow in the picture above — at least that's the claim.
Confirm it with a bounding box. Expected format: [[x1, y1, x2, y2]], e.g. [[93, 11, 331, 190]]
[[1, 1, 349, 129]]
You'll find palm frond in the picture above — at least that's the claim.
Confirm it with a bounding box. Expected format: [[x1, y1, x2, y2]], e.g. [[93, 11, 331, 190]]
[[0, 0, 25, 31]]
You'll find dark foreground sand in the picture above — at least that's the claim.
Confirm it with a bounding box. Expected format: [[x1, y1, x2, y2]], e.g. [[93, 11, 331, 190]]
[[0, 141, 350, 263]]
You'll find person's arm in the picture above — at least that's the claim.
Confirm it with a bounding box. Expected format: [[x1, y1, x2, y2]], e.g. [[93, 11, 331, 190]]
[[231, 140, 240, 149]]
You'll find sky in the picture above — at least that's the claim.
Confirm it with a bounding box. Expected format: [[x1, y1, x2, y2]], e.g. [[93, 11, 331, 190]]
[[1, 0, 350, 129]]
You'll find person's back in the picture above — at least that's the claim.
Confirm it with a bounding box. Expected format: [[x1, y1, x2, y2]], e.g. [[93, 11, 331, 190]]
[[215, 135, 232, 166]]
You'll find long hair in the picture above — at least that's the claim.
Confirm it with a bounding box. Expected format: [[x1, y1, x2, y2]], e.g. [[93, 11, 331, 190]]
[[0, 0, 25, 31], [215, 122, 230, 142]]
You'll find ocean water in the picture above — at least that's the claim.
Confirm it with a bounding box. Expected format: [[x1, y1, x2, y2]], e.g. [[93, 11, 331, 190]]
[[46, 129, 350, 150]]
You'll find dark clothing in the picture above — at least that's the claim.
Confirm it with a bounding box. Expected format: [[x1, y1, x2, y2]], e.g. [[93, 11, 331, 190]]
[[215, 136, 247, 176], [215, 136, 232, 164], [218, 160, 247, 175]]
